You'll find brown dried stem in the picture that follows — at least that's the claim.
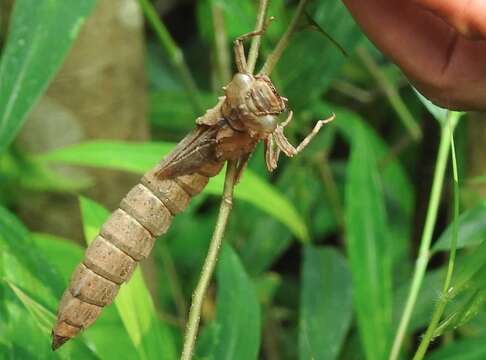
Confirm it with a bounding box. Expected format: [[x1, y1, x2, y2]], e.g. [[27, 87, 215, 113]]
[[180, 161, 238, 360], [180, 1, 310, 358], [247, 0, 270, 74]]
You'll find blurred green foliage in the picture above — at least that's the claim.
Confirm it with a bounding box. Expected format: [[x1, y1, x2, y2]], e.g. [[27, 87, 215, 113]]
[[0, 0, 485, 359]]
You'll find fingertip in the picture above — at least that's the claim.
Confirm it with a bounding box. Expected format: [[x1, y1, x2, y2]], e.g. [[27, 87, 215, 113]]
[[413, 0, 486, 39]]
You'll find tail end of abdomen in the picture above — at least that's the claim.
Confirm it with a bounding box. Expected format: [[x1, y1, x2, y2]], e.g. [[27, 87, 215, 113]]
[[51, 170, 216, 350]]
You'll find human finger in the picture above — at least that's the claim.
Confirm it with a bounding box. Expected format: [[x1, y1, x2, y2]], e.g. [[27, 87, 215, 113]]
[[414, 0, 486, 39]]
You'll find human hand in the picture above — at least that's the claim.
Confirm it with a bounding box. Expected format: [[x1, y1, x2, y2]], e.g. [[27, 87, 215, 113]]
[[343, 0, 486, 110]]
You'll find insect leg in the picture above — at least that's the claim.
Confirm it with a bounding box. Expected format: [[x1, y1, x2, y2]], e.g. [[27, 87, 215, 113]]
[[273, 113, 335, 157], [281, 110, 294, 128], [234, 17, 275, 73], [264, 136, 280, 171]]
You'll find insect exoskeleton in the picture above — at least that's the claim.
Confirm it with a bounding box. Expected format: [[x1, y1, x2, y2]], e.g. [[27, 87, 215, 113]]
[[222, 72, 286, 137]]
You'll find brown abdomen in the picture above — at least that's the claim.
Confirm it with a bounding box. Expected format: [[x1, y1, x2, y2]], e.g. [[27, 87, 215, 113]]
[[52, 163, 222, 350]]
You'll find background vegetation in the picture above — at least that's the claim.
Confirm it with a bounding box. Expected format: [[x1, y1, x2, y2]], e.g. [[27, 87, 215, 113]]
[[0, 0, 485, 359]]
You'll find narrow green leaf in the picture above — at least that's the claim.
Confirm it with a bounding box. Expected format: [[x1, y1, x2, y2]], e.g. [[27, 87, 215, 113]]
[[0, 206, 64, 297], [5, 281, 56, 336], [299, 246, 352, 360], [413, 89, 449, 125], [31, 233, 83, 282], [206, 168, 309, 241], [449, 241, 486, 298], [326, 103, 414, 216], [38, 141, 308, 241], [432, 201, 486, 252], [316, 102, 414, 274], [38, 141, 174, 174], [78, 197, 177, 360], [394, 268, 443, 331], [0, 151, 91, 193], [4, 281, 99, 359], [212, 245, 261, 359], [344, 120, 392, 360], [0, 0, 97, 152], [413, 88, 465, 126], [150, 90, 216, 132], [425, 338, 486, 360], [197, 0, 257, 43], [433, 289, 486, 338], [278, 1, 363, 109]]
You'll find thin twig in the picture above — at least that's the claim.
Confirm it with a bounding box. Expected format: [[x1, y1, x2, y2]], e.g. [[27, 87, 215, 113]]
[[247, 0, 270, 74], [388, 113, 460, 360], [180, 161, 238, 360], [180, 2, 311, 357], [259, 0, 310, 75], [138, 0, 203, 114]]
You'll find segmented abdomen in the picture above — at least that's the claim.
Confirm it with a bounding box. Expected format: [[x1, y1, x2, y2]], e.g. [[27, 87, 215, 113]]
[[52, 161, 223, 349]]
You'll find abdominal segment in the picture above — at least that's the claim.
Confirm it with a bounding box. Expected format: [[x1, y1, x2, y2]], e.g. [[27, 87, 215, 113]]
[[52, 165, 218, 349]]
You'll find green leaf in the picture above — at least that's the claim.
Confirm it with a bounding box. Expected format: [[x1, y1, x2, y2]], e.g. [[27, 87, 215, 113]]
[[299, 246, 352, 360], [212, 245, 261, 359], [38, 140, 309, 241], [2, 284, 99, 359], [316, 102, 414, 274], [0, 151, 91, 194], [432, 201, 486, 252], [78, 197, 177, 360], [449, 241, 486, 298], [277, 1, 363, 109], [326, 103, 414, 216], [425, 338, 486, 360], [31, 233, 83, 283], [0, 206, 64, 298], [150, 90, 216, 132], [394, 268, 443, 331], [206, 168, 309, 242], [0, 0, 97, 153], [413, 88, 465, 126], [344, 120, 392, 360], [38, 141, 174, 174], [433, 289, 486, 338], [5, 281, 55, 335], [197, 0, 256, 43]]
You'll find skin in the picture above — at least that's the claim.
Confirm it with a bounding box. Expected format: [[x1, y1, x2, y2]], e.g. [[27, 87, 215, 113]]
[[342, 0, 486, 110]]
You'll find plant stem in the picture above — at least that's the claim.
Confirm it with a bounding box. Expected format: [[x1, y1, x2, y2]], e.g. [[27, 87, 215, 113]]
[[138, 0, 203, 114], [389, 116, 458, 360], [180, 2, 311, 357], [180, 161, 238, 360], [211, 3, 231, 86], [259, 0, 310, 76], [442, 115, 460, 294], [247, 0, 269, 74], [412, 113, 461, 360], [357, 46, 422, 141]]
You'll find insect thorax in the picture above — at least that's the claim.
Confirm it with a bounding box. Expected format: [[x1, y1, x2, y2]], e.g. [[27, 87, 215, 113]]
[[222, 73, 286, 137]]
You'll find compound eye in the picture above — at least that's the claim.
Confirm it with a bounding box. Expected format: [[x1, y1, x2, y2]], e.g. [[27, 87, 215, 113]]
[[232, 73, 253, 88], [256, 115, 277, 134]]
